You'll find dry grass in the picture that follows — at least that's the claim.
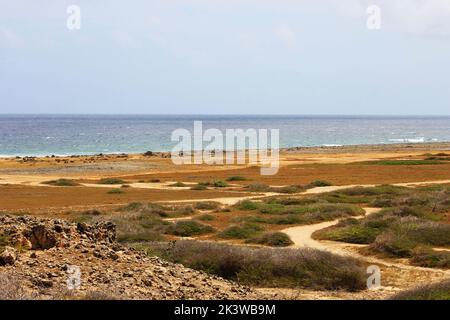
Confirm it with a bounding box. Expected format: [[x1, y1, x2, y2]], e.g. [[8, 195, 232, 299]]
[[138, 240, 367, 291]]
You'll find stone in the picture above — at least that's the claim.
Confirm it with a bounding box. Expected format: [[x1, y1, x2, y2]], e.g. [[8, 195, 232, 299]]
[[0, 246, 18, 265]]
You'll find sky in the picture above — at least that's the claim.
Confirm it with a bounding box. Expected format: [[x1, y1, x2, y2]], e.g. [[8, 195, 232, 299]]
[[0, 0, 450, 115]]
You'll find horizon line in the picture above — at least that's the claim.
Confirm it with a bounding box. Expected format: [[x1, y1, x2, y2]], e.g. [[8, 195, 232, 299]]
[[2, 113, 450, 117]]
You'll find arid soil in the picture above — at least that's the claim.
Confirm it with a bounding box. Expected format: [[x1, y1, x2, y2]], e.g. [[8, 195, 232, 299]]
[[2, 142, 450, 300]]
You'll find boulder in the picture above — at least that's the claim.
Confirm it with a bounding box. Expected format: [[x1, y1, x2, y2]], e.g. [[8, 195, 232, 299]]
[[29, 225, 57, 249]]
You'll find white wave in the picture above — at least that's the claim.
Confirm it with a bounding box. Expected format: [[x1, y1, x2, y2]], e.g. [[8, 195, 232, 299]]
[[389, 137, 425, 143]]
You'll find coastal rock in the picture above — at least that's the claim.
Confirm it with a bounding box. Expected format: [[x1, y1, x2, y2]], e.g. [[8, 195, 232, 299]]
[[0, 215, 264, 300]]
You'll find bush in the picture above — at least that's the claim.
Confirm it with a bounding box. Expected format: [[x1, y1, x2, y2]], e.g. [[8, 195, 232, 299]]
[[390, 280, 450, 300], [226, 176, 247, 181], [246, 232, 294, 247], [190, 184, 207, 190], [309, 180, 332, 187], [118, 202, 195, 218], [369, 231, 417, 258], [194, 202, 220, 210], [273, 185, 303, 194], [141, 240, 367, 291], [314, 222, 381, 244], [410, 247, 450, 268], [42, 179, 79, 187], [219, 223, 264, 239], [166, 221, 215, 237], [213, 180, 228, 188], [99, 178, 126, 184], [237, 200, 259, 211], [170, 182, 187, 187]]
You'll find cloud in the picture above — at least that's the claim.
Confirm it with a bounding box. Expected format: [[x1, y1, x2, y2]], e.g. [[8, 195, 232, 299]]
[[274, 24, 298, 48], [0, 27, 24, 48]]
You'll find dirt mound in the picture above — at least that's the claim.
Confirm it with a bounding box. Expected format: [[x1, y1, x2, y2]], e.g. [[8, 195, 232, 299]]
[[0, 215, 264, 299]]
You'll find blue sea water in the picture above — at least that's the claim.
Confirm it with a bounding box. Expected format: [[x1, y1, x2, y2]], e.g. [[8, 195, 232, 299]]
[[1, 115, 450, 156]]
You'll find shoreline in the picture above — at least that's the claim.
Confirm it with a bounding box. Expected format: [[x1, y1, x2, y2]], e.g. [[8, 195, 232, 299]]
[[2, 141, 450, 159]]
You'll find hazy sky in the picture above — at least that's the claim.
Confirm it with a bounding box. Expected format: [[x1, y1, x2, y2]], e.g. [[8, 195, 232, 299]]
[[1, 0, 450, 115]]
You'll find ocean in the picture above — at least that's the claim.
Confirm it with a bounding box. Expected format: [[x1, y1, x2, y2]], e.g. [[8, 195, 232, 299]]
[[1, 115, 450, 157]]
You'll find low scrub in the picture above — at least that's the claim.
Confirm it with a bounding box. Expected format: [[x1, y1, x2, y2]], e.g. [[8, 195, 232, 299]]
[[140, 240, 367, 291], [190, 184, 208, 190], [219, 223, 264, 239], [165, 220, 215, 237], [246, 232, 294, 247], [313, 218, 382, 244], [390, 280, 450, 300], [170, 182, 187, 187], [226, 176, 247, 181], [196, 214, 215, 221], [309, 180, 332, 187], [194, 201, 220, 210], [410, 247, 450, 269], [42, 179, 79, 187], [213, 180, 229, 188], [118, 202, 194, 218], [98, 178, 126, 185]]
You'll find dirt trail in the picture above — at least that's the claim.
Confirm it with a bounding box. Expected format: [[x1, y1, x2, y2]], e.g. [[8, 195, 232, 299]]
[[281, 208, 450, 298]]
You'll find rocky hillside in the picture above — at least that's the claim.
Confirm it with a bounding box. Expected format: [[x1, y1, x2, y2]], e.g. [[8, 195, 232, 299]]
[[0, 215, 264, 299]]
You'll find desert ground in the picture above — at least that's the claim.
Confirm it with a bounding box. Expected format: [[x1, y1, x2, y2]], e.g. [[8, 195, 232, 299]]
[[1, 143, 450, 300]]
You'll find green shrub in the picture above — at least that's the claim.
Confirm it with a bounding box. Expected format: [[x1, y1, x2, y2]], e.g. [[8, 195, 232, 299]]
[[99, 178, 126, 185], [170, 182, 187, 187], [213, 180, 228, 188], [314, 222, 381, 244], [42, 179, 79, 186], [140, 240, 367, 291], [246, 232, 294, 247], [226, 176, 247, 181], [219, 223, 264, 239], [190, 184, 208, 190], [309, 180, 333, 187], [166, 221, 215, 237], [369, 231, 417, 258], [258, 203, 285, 215], [410, 247, 450, 268], [194, 202, 220, 210], [237, 200, 259, 211]]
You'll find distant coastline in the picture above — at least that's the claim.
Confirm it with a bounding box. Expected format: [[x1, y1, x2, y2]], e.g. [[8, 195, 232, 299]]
[[2, 114, 450, 157], [2, 141, 450, 159]]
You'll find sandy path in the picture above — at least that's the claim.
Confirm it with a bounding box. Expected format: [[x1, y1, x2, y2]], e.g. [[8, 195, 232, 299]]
[[283, 208, 380, 252], [303, 180, 450, 195]]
